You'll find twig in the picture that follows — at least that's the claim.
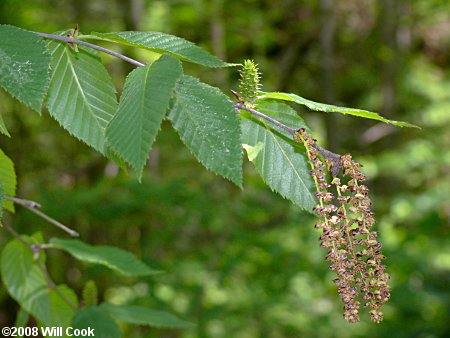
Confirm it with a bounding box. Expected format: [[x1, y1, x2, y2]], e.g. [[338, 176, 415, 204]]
[[313, 144, 342, 176], [2, 221, 77, 309], [233, 101, 296, 135], [8, 197, 41, 208], [35, 32, 145, 67], [2, 221, 37, 253], [6, 196, 79, 237], [35, 259, 78, 309]]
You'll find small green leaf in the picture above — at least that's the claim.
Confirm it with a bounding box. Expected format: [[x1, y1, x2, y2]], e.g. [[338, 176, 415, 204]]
[[1, 234, 77, 327], [0, 25, 51, 113], [242, 142, 264, 162], [48, 238, 160, 277], [168, 75, 243, 187], [106, 55, 182, 178], [0, 148, 17, 212], [72, 306, 121, 338], [46, 40, 118, 153], [84, 31, 237, 68], [100, 303, 193, 329], [0, 113, 10, 137], [240, 101, 316, 212], [260, 92, 420, 128]]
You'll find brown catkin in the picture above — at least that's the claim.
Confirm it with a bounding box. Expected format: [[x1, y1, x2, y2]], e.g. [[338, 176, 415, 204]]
[[294, 128, 390, 323]]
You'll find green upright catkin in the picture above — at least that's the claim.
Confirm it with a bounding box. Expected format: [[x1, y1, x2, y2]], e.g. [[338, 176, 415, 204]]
[[82, 280, 98, 307], [238, 59, 262, 104]]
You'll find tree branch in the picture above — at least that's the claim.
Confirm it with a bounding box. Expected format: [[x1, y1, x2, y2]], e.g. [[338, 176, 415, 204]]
[[6, 196, 79, 237], [35, 32, 145, 67], [37, 30, 343, 175]]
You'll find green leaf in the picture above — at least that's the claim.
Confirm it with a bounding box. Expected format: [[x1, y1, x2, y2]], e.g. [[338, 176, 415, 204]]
[[46, 41, 118, 153], [47, 284, 78, 327], [84, 31, 236, 68], [0, 25, 51, 113], [72, 306, 121, 338], [168, 75, 243, 187], [0, 183, 3, 221], [100, 303, 193, 329], [48, 238, 160, 277], [0, 113, 10, 137], [104, 146, 129, 173], [240, 101, 316, 212], [260, 92, 420, 128], [0, 148, 17, 212], [14, 308, 30, 328], [106, 55, 182, 178], [1, 234, 77, 327]]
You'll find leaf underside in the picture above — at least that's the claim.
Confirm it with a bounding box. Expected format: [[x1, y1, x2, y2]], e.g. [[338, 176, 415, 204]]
[[0, 148, 17, 212], [260, 92, 420, 128], [169, 75, 243, 187], [241, 101, 316, 212], [106, 54, 182, 178], [100, 303, 193, 329], [1, 234, 77, 327], [46, 41, 118, 153], [49, 238, 160, 277], [0, 25, 51, 113], [86, 31, 237, 68]]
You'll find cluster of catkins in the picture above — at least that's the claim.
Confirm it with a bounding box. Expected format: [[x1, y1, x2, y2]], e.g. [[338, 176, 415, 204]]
[[294, 128, 391, 323]]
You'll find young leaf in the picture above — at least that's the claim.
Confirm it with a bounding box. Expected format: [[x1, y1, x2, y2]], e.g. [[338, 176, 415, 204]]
[[168, 75, 243, 187], [48, 238, 160, 277], [46, 41, 118, 153], [84, 31, 237, 68], [0, 148, 17, 212], [1, 234, 77, 327], [0, 113, 10, 137], [106, 55, 182, 178], [72, 306, 121, 338], [260, 92, 420, 128], [240, 101, 316, 212], [0, 25, 51, 113], [100, 303, 193, 329]]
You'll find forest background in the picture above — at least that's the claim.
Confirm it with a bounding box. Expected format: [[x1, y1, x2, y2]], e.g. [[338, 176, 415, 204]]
[[0, 0, 449, 337]]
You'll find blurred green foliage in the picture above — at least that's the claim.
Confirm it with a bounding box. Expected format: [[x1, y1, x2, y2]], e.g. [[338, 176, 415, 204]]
[[0, 0, 449, 337]]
